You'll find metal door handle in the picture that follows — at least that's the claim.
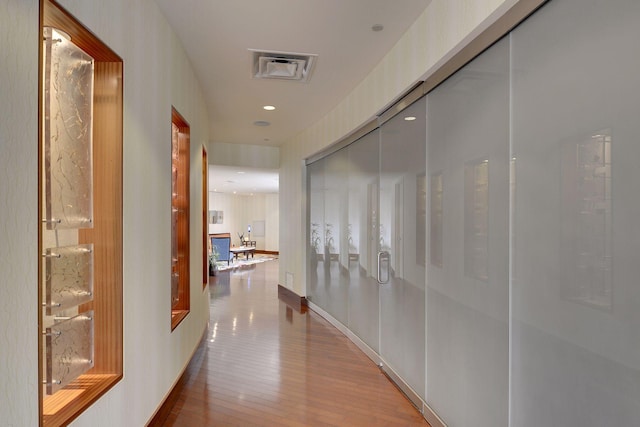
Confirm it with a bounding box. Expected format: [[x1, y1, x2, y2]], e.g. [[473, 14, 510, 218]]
[[377, 251, 390, 284]]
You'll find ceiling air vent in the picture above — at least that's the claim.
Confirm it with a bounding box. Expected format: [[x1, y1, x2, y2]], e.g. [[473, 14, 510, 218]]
[[249, 49, 318, 83]]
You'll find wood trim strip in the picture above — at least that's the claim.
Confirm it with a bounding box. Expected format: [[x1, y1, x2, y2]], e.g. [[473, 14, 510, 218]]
[[170, 310, 189, 330], [44, 1, 121, 62], [38, 0, 45, 419], [83, 60, 124, 375], [202, 147, 208, 287], [277, 285, 308, 313], [209, 232, 231, 239], [256, 250, 279, 255], [42, 375, 121, 426]]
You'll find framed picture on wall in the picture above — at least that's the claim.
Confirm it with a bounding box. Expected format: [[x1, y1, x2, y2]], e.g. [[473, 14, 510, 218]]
[[253, 220, 265, 237], [209, 210, 223, 224]]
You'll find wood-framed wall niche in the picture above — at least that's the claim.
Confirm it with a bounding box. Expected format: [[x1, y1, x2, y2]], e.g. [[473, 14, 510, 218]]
[[170, 107, 190, 329], [202, 146, 209, 287], [38, 1, 123, 426]]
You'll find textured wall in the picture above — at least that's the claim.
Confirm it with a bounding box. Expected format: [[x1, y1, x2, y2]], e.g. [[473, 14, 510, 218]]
[[0, 0, 211, 425], [210, 142, 280, 169], [56, 0, 211, 425], [264, 193, 279, 251], [0, 0, 39, 425], [279, 0, 514, 295]]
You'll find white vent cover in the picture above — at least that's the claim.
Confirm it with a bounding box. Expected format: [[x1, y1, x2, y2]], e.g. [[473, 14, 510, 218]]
[[250, 49, 318, 83]]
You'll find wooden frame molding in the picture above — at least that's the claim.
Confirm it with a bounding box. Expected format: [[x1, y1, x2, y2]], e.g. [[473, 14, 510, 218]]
[[39, 1, 123, 426], [202, 146, 208, 287], [170, 107, 190, 330]]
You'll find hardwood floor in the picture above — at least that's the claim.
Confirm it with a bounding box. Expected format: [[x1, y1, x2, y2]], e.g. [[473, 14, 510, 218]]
[[160, 260, 430, 426]]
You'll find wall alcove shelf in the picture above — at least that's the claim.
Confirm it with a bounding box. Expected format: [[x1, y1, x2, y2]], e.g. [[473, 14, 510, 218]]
[[39, 1, 123, 426], [170, 107, 191, 330]]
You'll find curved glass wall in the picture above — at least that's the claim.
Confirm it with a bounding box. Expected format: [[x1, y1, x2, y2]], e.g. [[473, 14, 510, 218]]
[[307, 1, 640, 425], [307, 101, 426, 401], [426, 36, 509, 427], [379, 99, 426, 399], [347, 130, 381, 352], [308, 129, 382, 353], [510, 0, 640, 425]]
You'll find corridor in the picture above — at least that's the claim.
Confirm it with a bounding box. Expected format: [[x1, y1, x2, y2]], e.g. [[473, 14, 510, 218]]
[[159, 260, 429, 426]]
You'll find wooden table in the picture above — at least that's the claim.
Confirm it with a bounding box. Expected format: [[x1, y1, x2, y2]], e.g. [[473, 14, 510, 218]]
[[230, 246, 256, 261]]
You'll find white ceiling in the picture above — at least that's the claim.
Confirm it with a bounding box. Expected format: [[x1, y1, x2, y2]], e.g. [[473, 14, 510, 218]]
[[155, 0, 432, 192]]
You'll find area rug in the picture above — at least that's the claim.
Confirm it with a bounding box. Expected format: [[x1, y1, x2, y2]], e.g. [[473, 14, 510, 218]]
[[215, 254, 278, 272]]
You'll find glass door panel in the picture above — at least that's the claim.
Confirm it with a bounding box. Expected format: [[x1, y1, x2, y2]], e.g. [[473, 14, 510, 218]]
[[308, 159, 327, 309], [323, 149, 349, 324], [511, 1, 640, 425], [347, 129, 380, 352], [425, 36, 510, 427], [379, 98, 426, 399]]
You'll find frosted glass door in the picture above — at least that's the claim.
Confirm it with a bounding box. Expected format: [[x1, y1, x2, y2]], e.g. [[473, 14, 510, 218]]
[[308, 159, 327, 309], [379, 98, 426, 399], [347, 130, 380, 351], [323, 149, 349, 324], [511, 0, 640, 425], [426, 36, 510, 427]]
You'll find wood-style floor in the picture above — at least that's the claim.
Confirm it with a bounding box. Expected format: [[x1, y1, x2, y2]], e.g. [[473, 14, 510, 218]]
[[160, 259, 430, 426]]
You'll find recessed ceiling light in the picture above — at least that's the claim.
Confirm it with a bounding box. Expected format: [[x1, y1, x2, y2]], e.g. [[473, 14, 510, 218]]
[[404, 116, 416, 121], [372, 24, 384, 32], [237, 171, 245, 174], [263, 105, 275, 111], [253, 120, 270, 127]]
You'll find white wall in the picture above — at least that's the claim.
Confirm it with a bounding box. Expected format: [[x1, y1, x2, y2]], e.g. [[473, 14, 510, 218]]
[[210, 142, 279, 169], [0, 0, 211, 425], [264, 193, 279, 251], [209, 192, 279, 252], [279, 0, 516, 295], [0, 0, 39, 425]]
